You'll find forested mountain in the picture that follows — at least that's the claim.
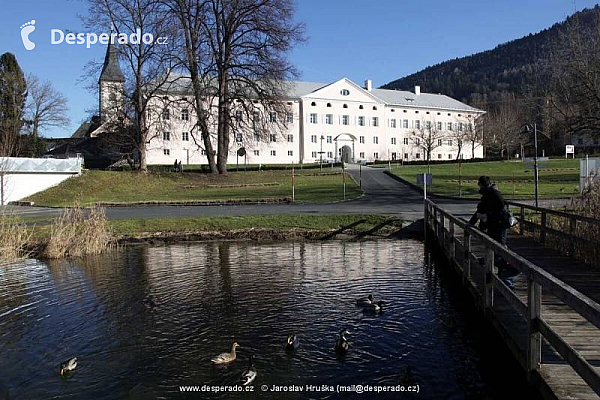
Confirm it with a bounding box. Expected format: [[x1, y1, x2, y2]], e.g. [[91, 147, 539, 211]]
[[381, 5, 600, 104]]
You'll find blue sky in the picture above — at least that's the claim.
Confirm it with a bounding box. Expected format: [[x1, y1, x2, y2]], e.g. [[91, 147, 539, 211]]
[[0, 0, 598, 138]]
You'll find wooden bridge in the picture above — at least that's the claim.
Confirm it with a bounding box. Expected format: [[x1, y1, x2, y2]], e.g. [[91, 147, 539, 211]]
[[425, 199, 600, 399]]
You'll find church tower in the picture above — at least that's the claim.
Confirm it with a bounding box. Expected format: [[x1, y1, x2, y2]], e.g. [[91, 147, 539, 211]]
[[98, 41, 125, 122]]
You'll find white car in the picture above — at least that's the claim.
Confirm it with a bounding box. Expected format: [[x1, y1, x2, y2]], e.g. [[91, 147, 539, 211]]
[[356, 158, 368, 165]]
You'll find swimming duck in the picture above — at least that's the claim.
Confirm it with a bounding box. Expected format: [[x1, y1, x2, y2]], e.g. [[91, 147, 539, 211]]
[[239, 354, 257, 386], [286, 334, 299, 351], [356, 294, 374, 307], [362, 300, 385, 313], [211, 342, 239, 365], [59, 357, 77, 375], [335, 329, 350, 354]]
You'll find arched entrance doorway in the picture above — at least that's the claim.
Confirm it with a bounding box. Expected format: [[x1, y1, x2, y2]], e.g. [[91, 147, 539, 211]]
[[334, 133, 357, 163], [340, 145, 352, 163]]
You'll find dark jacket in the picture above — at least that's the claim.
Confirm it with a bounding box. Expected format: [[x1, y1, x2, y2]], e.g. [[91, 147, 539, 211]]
[[469, 183, 506, 226]]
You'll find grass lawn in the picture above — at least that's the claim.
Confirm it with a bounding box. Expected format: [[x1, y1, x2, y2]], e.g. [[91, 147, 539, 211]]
[[25, 169, 361, 207], [389, 159, 580, 199], [108, 214, 402, 237]]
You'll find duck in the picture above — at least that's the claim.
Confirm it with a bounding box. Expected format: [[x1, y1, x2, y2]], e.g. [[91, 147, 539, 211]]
[[211, 342, 239, 365], [239, 354, 257, 386], [362, 300, 385, 313], [286, 334, 299, 351], [59, 357, 77, 375], [356, 294, 374, 307], [335, 329, 350, 354]]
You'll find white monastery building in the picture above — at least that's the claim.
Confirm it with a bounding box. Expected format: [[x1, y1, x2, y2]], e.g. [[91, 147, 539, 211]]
[[97, 44, 485, 166]]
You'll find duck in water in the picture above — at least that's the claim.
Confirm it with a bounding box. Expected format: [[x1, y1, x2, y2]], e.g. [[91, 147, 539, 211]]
[[286, 334, 299, 351], [59, 357, 77, 376], [240, 354, 257, 386], [335, 329, 350, 354], [211, 342, 239, 365]]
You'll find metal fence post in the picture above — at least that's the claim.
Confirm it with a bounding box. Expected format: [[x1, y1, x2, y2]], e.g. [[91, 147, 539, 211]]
[[540, 211, 547, 245], [569, 217, 576, 257], [463, 228, 471, 284], [484, 246, 494, 312]]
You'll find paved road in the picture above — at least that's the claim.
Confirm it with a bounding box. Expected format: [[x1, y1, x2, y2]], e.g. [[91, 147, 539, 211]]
[[1, 165, 565, 223]]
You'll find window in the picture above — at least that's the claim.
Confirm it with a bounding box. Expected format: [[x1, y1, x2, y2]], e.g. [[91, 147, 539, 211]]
[[359, 105, 364, 110], [253, 111, 260, 123], [437, 122, 442, 130], [373, 106, 378, 110], [391, 137, 396, 145], [373, 136, 378, 144], [416, 153, 420, 159], [235, 110, 243, 121], [201, 149, 206, 155], [449, 154, 452, 159], [359, 136, 365, 144], [358, 116, 365, 126], [438, 139, 443, 146], [390, 119, 397, 128], [286, 113, 293, 123], [163, 132, 170, 141], [327, 136, 332, 144], [311, 151, 317, 158], [392, 152, 397, 160], [415, 120, 420, 129], [310, 113, 318, 124], [288, 150, 293, 156], [254, 133, 260, 142], [447, 122, 453, 131], [340, 89, 350, 96], [326, 114, 333, 125], [403, 119, 409, 128], [458, 122, 463, 132], [163, 149, 170, 155], [438, 154, 442, 159], [359, 152, 365, 158], [287, 134, 294, 143], [254, 150, 260, 156], [181, 109, 189, 121], [415, 139, 420, 145], [311, 102, 316, 106], [403, 138, 409, 145], [311, 135, 317, 143], [270, 150, 276, 156], [374, 152, 379, 159], [426, 121, 431, 129], [327, 151, 333, 158], [404, 153, 409, 159], [342, 115, 349, 125], [448, 140, 453, 146], [269, 112, 277, 122], [162, 108, 170, 120], [182, 132, 189, 141], [343, 104, 348, 108], [327, 103, 332, 107], [372, 117, 379, 127], [235, 133, 243, 143], [270, 134, 277, 142], [468, 123, 473, 132]]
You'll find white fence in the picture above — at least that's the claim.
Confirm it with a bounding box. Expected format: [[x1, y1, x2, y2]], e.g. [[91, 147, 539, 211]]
[[0, 157, 83, 205]]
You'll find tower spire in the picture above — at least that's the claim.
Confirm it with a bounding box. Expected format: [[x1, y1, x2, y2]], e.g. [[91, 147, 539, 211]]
[[99, 40, 124, 84]]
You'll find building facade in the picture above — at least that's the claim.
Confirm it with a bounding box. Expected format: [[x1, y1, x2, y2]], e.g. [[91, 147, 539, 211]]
[[97, 46, 484, 166]]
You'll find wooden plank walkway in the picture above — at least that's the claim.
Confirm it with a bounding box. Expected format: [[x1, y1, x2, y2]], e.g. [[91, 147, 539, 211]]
[[425, 200, 600, 400]]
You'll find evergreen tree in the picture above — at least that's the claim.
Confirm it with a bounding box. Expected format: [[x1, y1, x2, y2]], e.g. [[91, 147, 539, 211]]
[[0, 52, 27, 156]]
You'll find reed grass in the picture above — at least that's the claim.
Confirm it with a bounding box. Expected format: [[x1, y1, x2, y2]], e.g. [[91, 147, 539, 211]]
[[43, 204, 111, 259], [0, 214, 31, 262]]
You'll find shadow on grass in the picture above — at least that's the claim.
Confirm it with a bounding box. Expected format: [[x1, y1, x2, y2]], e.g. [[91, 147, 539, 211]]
[[318, 219, 367, 240], [350, 219, 403, 241]]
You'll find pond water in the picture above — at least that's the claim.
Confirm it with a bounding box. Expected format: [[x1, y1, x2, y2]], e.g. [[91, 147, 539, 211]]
[[0, 240, 540, 399]]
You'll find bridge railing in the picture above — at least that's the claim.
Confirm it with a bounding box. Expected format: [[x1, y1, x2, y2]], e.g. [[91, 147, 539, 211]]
[[425, 199, 600, 396], [506, 200, 600, 268]]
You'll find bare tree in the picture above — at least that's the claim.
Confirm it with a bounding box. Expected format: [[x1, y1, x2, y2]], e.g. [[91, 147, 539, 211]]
[[462, 115, 483, 158], [410, 118, 445, 168], [84, 0, 176, 172], [198, 0, 305, 173], [24, 74, 70, 138], [548, 8, 600, 140]]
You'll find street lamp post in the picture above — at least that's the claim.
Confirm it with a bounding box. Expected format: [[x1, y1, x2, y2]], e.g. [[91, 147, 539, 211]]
[[319, 135, 325, 172], [521, 123, 540, 208]]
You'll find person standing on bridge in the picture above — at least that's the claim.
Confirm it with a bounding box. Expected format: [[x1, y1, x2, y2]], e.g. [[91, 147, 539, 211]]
[[468, 176, 520, 289]]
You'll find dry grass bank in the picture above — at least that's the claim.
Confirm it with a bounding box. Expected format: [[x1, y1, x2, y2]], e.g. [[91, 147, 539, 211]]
[[0, 214, 31, 262]]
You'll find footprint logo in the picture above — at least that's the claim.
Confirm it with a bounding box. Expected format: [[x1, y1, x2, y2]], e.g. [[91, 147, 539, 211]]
[[20, 20, 36, 50]]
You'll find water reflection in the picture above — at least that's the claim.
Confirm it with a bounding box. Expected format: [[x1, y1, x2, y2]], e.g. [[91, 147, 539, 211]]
[[0, 240, 538, 399]]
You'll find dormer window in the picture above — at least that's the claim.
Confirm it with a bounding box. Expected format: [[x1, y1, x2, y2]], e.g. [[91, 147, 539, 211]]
[[373, 106, 377, 111], [343, 104, 348, 108], [359, 105, 364, 109], [340, 89, 350, 96], [327, 103, 332, 107], [311, 101, 316, 106]]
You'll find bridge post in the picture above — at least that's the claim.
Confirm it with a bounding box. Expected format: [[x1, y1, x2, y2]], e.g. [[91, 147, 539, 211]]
[[449, 221, 455, 266], [439, 215, 445, 249], [520, 206, 525, 235], [463, 228, 471, 284], [540, 211, 547, 246], [527, 273, 542, 379], [484, 246, 494, 312], [569, 217, 576, 257]]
